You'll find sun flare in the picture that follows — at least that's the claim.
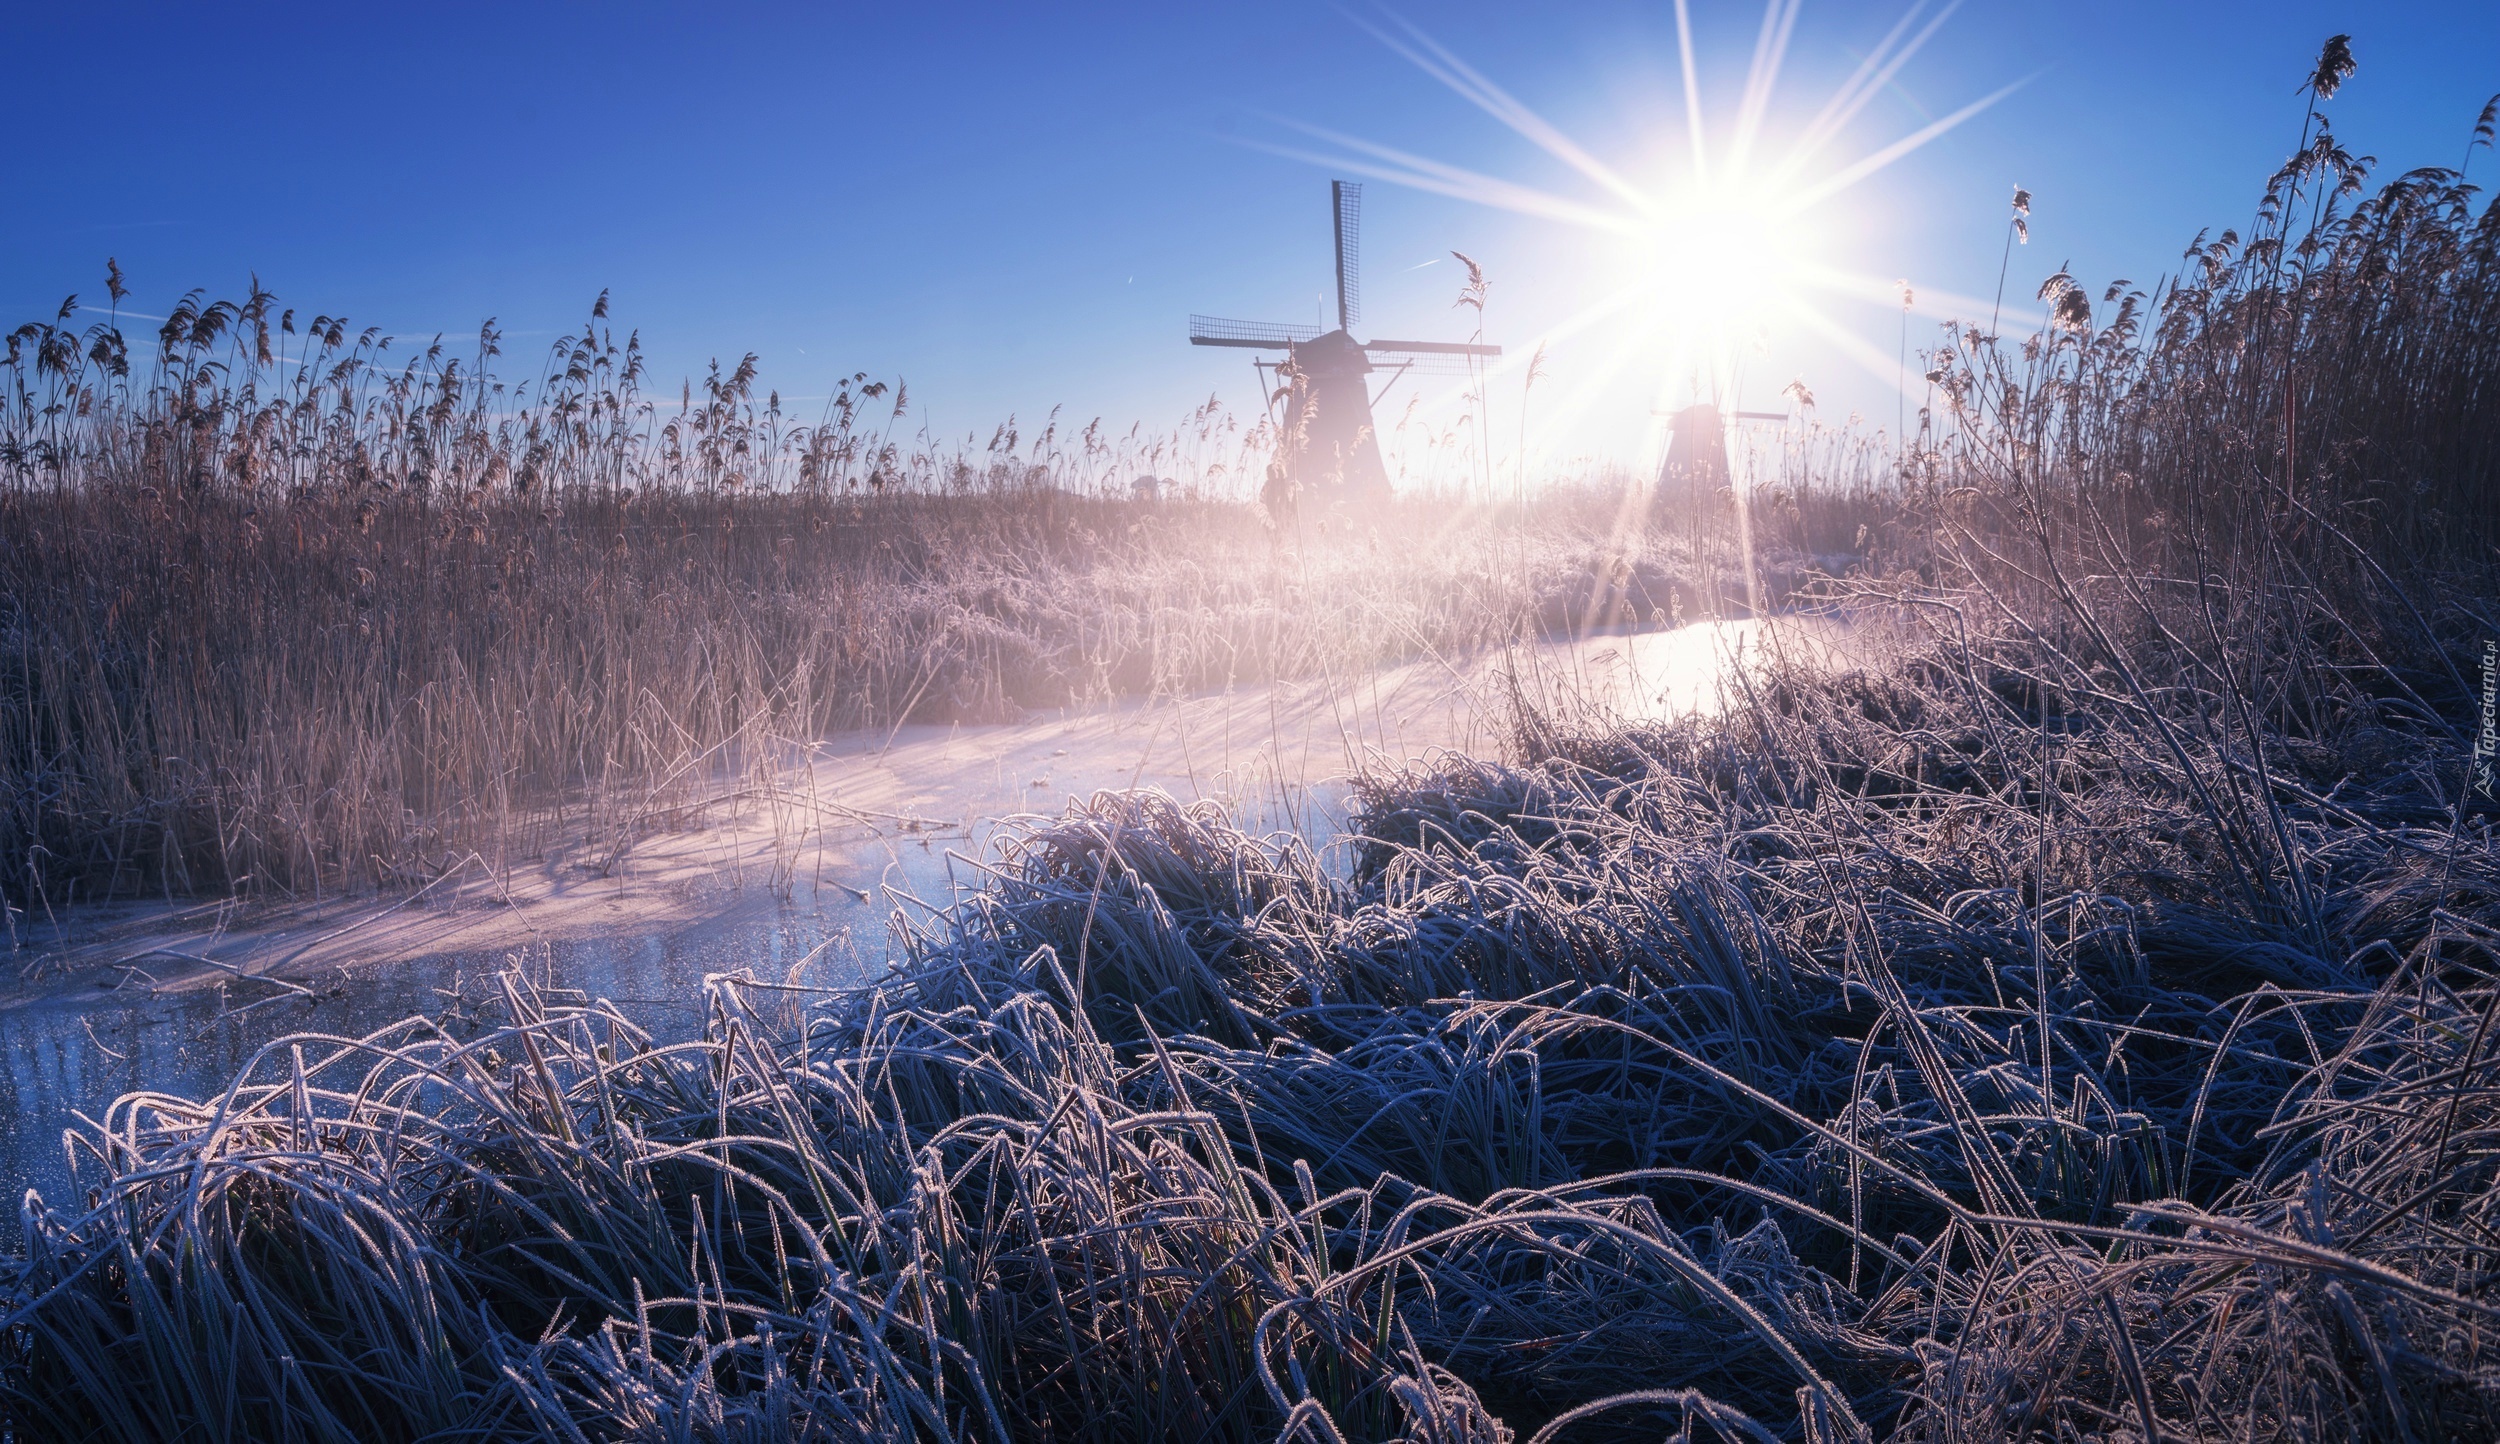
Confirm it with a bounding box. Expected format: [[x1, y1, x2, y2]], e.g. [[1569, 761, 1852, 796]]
[[1636, 186, 1806, 338], [1261, 1, 2028, 455]]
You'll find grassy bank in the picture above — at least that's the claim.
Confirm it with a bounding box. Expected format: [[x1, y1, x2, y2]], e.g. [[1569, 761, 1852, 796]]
[[3, 603, 2493, 1438]]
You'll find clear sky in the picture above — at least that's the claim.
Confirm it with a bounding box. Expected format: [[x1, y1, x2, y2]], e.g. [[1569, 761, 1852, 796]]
[[6, 2, 2496, 480]]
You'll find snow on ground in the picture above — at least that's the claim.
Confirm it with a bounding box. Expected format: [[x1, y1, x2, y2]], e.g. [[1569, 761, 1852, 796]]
[[0, 616, 1849, 1203]]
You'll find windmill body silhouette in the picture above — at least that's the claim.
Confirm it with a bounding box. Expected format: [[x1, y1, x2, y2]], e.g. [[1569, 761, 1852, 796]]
[[1650, 402, 1788, 524], [1191, 181, 1500, 506]]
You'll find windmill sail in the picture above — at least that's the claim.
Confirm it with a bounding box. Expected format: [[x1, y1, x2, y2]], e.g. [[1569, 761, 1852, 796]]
[[1189, 316, 1321, 348], [1363, 338, 1502, 376], [1358, 352, 1489, 376], [1363, 340, 1500, 355], [1332, 180, 1361, 333]]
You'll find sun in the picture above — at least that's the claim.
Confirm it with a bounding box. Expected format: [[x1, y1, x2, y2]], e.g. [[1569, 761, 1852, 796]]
[[1639, 186, 1804, 339]]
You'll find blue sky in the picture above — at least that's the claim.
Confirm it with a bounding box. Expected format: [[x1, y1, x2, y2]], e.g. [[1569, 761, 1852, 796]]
[[6, 2, 2496, 476]]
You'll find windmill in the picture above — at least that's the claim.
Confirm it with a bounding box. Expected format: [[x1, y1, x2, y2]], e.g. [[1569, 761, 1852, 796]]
[[1656, 404, 1789, 491], [1190, 181, 1500, 505]]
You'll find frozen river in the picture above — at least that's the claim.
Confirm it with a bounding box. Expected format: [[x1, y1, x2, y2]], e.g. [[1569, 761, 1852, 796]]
[[0, 616, 1848, 1206]]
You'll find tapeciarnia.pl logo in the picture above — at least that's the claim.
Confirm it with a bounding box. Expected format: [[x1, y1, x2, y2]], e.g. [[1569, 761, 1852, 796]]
[[2477, 638, 2498, 800]]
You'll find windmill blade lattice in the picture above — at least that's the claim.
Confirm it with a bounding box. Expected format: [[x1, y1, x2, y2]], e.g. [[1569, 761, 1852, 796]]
[[1359, 352, 1484, 376], [1188, 316, 1321, 349], [1332, 180, 1361, 333]]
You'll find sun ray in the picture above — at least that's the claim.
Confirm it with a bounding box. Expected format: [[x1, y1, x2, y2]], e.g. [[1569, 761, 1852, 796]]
[[1524, 324, 1658, 455], [1360, 12, 1658, 215], [1771, 1, 1960, 184], [1782, 295, 1926, 410], [1673, 0, 1711, 186], [1778, 74, 2032, 214], [1727, 0, 1806, 180], [1471, 282, 1654, 383], [1386, 282, 1654, 436], [1797, 263, 2001, 322], [1241, 124, 1639, 233]]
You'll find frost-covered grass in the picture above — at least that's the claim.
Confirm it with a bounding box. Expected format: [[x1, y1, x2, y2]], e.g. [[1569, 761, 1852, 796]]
[[8, 589, 2497, 1439]]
